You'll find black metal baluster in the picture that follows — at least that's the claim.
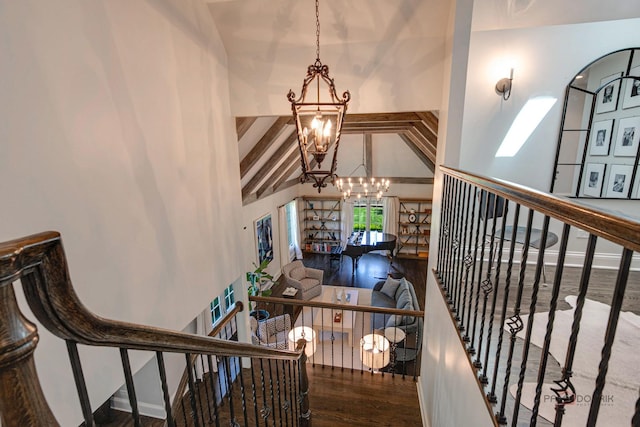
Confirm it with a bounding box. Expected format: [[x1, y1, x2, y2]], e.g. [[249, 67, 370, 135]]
[[455, 182, 471, 321], [480, 200, 509, 385], [436, 174, 449, 276], [587, 248, 633, 425], [293, 360, 300, 424], [248, 358, 260, 427], [274, 359, 283, 425], [236, 356, 249, 427], [199, 354, 213, 424], [473, 192, 499, 370], [460, 186, 478, 336], [224, 356, 240, 427], [120, 348, 141, 427], [193, 357, 207, 427], [280, 360, 290, 427], [489, 203, 520, 406], [445, 177, 458, 297], [439, 174, 453, 288], [259, 359, 270, 426], [206, 355, 221, 427], [66, 340, 95, 427], [267, 359, 276, 426], [496, 208, 531, 425], [529, 223, 570, 426], [632, 391, 640, 427], [512, 213, 547, 427], [185, 353, 201, 427], [156, 352, 175, 427], [450, 178, 464, 309], [465, 189, 486, 353]]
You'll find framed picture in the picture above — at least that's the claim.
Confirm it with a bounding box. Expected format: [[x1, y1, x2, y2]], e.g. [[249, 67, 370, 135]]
[[582, 163, 605, 197], [605, 164, 633, 198], [588, 120, 613, 155], [613, 116, 640, 156], [255, 213, 273, 264], [622, 66, 640, 110], [595, 72, 622, 114]]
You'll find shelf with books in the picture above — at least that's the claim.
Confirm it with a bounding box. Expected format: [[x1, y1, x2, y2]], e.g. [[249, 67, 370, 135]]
[[302, 197, 342, 254], [397, 198, 432, 258]]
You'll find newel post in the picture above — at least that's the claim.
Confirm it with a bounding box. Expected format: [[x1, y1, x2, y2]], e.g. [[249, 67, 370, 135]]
[[297, 339, 312, 427], [0, 282, 60, 426]]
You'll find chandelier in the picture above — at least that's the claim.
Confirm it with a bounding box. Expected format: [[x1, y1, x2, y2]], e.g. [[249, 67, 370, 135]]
[[287, 0, 350, 193], [335, 134, 391, 201]]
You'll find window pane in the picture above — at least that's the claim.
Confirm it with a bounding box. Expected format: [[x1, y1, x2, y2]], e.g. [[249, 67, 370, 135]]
[[211, 297, 221, 324], [224, 284, 235, 310], [370, 204, 384, 231]]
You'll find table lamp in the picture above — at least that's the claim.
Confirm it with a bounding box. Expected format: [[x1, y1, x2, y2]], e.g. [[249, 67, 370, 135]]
[[360, 333, 390, 371], [288, 326, 317, 358]]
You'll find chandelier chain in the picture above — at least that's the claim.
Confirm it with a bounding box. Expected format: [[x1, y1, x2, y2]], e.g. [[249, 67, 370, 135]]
[[315, 0, 320, 62]]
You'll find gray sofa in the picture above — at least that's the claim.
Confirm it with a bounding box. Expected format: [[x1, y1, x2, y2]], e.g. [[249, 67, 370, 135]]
[[371, 276, 421, 333], [371, 276, 423, 362]]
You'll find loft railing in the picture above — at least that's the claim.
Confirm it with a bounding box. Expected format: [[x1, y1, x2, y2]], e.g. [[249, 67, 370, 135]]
[[436, 166, 640, 426], [250, 295, 424, 380], [0, 231, 310, 426]]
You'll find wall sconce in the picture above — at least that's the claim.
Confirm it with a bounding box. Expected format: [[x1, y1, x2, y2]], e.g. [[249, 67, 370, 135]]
[[495, 68, 514, 101]]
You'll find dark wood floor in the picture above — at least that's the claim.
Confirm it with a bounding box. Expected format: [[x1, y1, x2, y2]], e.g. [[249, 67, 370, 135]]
[[99, 253, 426, 426]]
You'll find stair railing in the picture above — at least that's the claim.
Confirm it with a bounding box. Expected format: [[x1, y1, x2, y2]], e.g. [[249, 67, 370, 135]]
[[0, 231, 311, 426]]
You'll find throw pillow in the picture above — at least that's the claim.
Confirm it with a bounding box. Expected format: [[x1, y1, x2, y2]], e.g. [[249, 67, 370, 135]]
[[380, 276, 402, 299], [290, 266, 306, 281]]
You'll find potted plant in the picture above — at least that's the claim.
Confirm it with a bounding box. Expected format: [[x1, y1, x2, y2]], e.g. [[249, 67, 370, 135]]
[[247, 259, 274, 321]]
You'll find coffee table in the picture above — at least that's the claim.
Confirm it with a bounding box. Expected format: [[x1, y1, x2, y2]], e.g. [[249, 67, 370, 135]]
[[312, 288, 359, 346]]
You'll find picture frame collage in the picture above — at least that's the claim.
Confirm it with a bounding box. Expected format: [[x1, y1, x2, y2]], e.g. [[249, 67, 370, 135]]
[[581, 66, 640, 199]]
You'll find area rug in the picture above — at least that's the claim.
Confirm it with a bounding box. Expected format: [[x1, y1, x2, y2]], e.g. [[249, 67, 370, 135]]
[[294, 286, 374, 371], [509, 296, 640, 426]]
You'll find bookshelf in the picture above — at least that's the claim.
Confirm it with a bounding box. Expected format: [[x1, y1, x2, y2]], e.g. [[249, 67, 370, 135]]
[[397, 198, 432, 258], [302, 197, 342, 254]]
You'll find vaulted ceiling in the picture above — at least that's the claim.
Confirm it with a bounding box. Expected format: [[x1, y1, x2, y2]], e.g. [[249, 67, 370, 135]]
[[238, 111, 438, 205]]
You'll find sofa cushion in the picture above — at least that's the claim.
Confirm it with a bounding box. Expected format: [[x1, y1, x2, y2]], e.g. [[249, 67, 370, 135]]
[[380, 276, 402, 299], [395, 285, 412, 309], [371, 291, 395, 309], [290, 266, 307, 281]]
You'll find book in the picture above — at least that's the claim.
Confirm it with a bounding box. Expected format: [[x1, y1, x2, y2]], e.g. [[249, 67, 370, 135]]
[[333, 312, 342, 323], [282, 287, 298, 297]]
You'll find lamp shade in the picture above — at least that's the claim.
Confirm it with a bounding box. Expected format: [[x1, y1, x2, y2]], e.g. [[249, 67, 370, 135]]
[[360, 333, 390, 370], [288, 326, 317, 357]]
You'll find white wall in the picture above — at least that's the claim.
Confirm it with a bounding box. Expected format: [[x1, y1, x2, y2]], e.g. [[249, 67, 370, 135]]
[[460, 17, 640, 189], [0, 1, 243, 425]]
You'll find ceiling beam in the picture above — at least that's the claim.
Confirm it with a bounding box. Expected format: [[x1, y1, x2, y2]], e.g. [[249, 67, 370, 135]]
[[416, 111, 439, 135], [406, 127, 436, 163], [399, 133, 435, 172], [241, 131, 297, 199], [240, 116, 290, 178], [344, 112, 422, 123], [410, 120, 438, 153], [365, 133, 372, 178], [235, 116, 257, 141]]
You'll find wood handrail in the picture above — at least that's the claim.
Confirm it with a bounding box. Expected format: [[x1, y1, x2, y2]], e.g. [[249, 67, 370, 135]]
[[0, 231, 302, 361], [250, 295, 425, 318], [440, 166, 640, 252]]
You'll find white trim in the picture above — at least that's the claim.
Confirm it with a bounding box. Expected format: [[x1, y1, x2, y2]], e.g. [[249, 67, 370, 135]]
[[493, 248, 640, 271], [111, 391, 166, 420], [416, 375, 430, 427]]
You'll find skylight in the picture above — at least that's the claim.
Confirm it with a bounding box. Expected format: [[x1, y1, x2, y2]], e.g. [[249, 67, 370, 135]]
[[495, 96, 557, 158]]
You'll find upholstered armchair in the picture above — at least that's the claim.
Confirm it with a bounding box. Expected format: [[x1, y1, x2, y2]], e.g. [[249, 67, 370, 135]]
[[250, 313, 291, 350], [282, 260, 323, 300]]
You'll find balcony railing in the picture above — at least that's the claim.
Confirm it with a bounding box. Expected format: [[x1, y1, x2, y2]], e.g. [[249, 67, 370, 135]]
[[249, 294, 424, 380], [436, 166, 640, 426]]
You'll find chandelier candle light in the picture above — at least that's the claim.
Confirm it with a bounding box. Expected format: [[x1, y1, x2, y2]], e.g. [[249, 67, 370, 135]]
[[288, 0, 350, 192]]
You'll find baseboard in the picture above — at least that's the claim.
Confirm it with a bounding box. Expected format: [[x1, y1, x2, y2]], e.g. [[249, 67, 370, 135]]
[[416, 375, 430, 427], [111, 391, 166, 420], [497, 248, 640, 271]]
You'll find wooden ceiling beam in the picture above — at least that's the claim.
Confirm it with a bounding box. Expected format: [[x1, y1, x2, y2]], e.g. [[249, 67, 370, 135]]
[[410, 120, 438, 153], [241, 131, 297, 199], [240, 116, 291, 178], [235, 116, 257, 141], [399, 133, 435, 173], [407, 127, 436, 162], [416, 111, 439, 135], [344, 112, 422, 123], [365, 133, 372, 178]]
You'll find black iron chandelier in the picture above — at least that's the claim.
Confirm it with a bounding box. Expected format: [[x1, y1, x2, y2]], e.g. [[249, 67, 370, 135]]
[[287, 0, 350, 192]]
